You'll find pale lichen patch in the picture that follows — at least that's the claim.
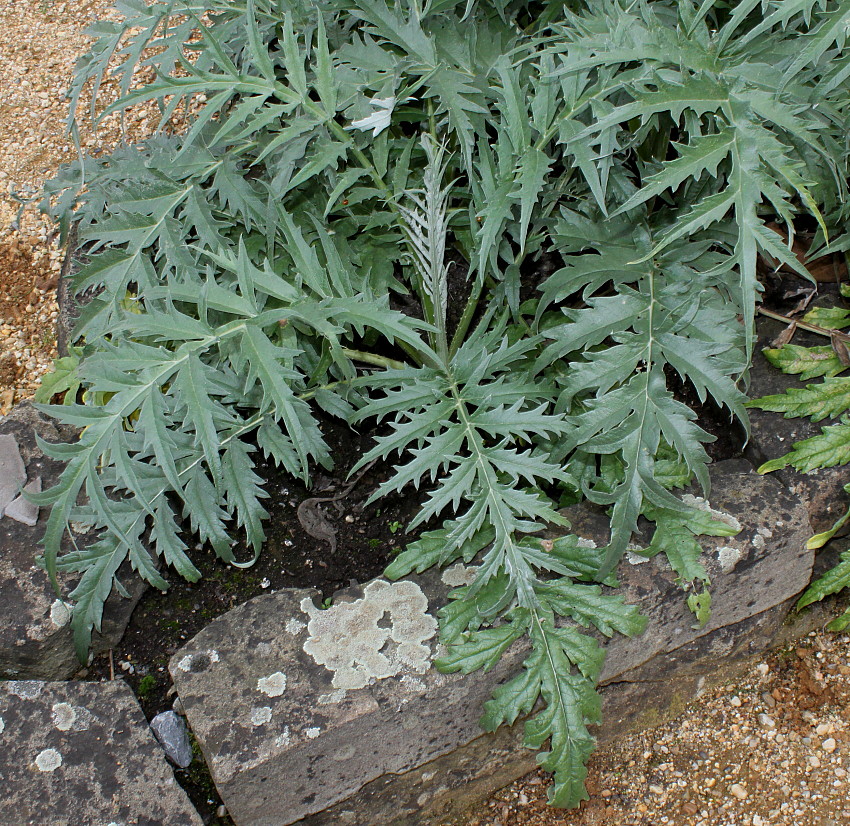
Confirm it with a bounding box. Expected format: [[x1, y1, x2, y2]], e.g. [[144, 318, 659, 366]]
[[626, 550, 651, 565], [177, 649, 220, 673], [400, 675, 427, 693], [257, 672, 287, 697], [440, 563, 478, 587], [6, 681, 42, 699], [0, 716, 4, 735], [682, 494, 742, 532], [285, 618, 306, 635], [717, 545, 743, 573], [300, 579, 437, 690], [35, 748, 62, 772], [250, 706, 273, 726], [752, 527, 773, 551], [51, 702, 76, 731]]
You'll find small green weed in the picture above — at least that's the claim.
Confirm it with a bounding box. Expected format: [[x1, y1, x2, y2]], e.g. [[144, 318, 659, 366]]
[[136, 674, 157, 699]]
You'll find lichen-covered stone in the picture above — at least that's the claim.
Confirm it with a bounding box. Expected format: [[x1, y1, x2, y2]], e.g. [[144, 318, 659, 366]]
[[0, 679, 202, 826], [300, 579, 437, 689], [0, 403, 150, 679], [172, 461, 812, 826], [4, 476, 41, 526]]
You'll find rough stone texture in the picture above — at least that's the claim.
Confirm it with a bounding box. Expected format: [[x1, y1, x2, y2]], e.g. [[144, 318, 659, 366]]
[[746, 312, 849, 536], [0, 433, 26, 513], [151, 710, 194, 768], [172, 460, 813, 826], [0, 679, 203, 826], [0, 403, 150, 680]]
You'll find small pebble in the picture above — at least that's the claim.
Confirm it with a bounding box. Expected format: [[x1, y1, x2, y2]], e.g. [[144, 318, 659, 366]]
[[758, 714, 776, 729], [822, 738, 837, 754], [729, 783, 747, 800], [730, 695, 742, 707]]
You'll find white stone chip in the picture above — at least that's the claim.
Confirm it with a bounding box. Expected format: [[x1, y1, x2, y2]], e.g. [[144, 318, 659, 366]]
[[0, 716, 4, 735], [257, 672, 287, 697], [49, 599, 72, 628], [35, 748, 62, 772], [305, 727, 321, 739]]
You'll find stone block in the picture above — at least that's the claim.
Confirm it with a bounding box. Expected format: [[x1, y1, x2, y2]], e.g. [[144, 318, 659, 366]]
[[0, 403, 150, 680], [0, 433, 26, 513], [172, 461, 813, 826], [5, 477, 42, 526], [746, 314, 849, 535], [0, 679, 203, 826]]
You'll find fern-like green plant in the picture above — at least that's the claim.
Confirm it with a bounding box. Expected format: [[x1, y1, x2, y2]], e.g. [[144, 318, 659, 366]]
[[748, 295, 850, 632], [36, 0, 850, 807]]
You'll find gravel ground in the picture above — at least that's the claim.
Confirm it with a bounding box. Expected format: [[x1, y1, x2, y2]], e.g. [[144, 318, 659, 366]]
[[451, 628, 850, 826], [0, 0, 170, 414], [1, 4, 849, 825], [0, 0, 113, 412]]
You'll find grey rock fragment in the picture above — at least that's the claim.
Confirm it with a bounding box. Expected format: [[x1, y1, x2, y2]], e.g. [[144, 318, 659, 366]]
[[0, 433, 26, 514], [0, 403, 151, 680], [151, 710, 194, 767], [4, 476, 41, 526], [0, 680, 203, 826]]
